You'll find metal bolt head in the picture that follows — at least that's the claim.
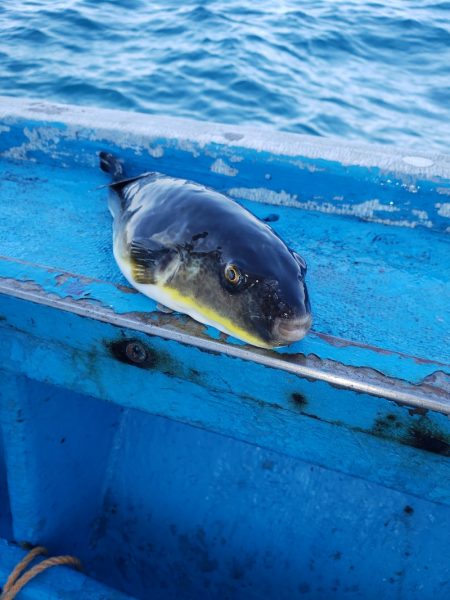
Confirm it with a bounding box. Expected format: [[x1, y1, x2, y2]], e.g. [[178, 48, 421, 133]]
[[125, 341, 147, 364]]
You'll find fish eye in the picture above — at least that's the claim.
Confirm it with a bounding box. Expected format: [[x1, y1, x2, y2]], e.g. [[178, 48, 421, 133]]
[[224, 263, 241, 285]]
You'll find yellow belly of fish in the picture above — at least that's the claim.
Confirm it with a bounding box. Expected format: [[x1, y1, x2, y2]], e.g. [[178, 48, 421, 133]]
[[115, 247, 268, 348], [162, 286, 270, 348]]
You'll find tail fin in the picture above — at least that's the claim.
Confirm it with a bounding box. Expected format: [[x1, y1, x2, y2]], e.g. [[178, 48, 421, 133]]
[[99, 151, 125, 181]]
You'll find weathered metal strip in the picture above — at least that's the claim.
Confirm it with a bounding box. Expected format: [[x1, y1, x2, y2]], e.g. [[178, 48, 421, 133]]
[[1, 277, 448, 414]]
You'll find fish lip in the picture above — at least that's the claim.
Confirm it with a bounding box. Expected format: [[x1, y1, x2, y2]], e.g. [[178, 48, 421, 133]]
[[272, 314, 312, 344]]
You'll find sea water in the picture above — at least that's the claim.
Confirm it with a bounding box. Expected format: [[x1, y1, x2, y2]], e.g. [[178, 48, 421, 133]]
[[1, 0, 449, 152]]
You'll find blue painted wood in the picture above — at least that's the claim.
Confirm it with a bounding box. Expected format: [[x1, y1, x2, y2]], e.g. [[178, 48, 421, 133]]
[[0, 373, 122, 549], [0, 430, 12, 541], [1, 294, 450, 507], [1, 372, 450, 599], [0, 99, 450, 599]]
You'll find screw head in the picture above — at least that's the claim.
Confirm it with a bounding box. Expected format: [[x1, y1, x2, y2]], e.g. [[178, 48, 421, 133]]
[[125, 341, 147, 364]]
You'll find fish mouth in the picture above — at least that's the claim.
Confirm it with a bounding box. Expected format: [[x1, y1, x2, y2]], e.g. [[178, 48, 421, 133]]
[[272, 314, 312, 345]]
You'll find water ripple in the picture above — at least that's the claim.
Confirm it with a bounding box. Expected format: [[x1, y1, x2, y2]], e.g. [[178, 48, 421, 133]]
[[0, 0, 449, 152]]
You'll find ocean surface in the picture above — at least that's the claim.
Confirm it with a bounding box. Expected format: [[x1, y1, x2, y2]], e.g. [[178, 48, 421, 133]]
[[1, 0, 449, 152]]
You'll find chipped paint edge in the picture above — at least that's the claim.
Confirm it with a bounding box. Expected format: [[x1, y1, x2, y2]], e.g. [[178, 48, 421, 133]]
[[1, 96, 450, 178]]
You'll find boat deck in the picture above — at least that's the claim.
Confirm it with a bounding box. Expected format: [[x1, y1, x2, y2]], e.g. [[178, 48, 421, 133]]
[[1, 99, 450, 599]]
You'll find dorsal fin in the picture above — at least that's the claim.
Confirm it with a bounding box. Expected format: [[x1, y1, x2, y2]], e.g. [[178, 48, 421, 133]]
[[108, 173, 154, 194]]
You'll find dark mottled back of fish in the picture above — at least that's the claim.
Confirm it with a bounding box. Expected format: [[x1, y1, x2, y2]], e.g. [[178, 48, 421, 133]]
[[100, 151, 312, 348]]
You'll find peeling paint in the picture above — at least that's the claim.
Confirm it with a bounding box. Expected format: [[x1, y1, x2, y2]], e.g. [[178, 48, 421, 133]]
[[228, 187, 299, 206], [148, 145, 164, 159], [229, 188, 435, 228], [210, 159, 238, 177], [228, 189, 405, 221], [176, 139, 201, 157], [1, 125, 70, 162], [411, 209, 429, 221], [1, 99, 450, 234], [3, 96, 450, 180], [289, 159, 326, 173], [435, 203, 450, 218]]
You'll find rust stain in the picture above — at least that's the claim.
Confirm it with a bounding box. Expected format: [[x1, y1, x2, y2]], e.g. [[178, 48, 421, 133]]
[[55, 273, 71, 286]]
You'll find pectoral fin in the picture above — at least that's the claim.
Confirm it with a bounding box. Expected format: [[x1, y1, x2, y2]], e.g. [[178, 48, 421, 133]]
[[128, 238, 178, 285]]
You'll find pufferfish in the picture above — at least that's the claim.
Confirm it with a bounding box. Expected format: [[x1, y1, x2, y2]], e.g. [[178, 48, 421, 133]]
[[99, 151, 312, 348]]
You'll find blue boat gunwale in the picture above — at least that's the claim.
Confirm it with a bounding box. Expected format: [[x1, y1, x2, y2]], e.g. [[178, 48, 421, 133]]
[[1, 95, 450, 233], [0, 97, 448, 417], [0, 270, 449, 417]]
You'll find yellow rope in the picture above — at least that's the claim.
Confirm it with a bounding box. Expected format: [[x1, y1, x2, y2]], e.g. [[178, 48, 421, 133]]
[[1, 546, 82, 600]]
